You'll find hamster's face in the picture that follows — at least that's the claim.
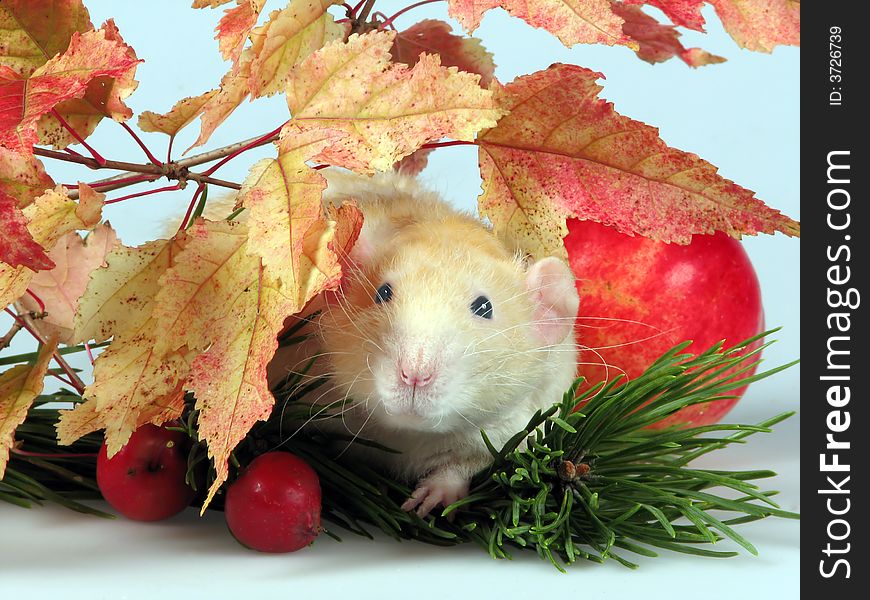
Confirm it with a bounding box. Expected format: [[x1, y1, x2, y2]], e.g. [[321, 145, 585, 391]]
[[318, 221, 547, 433]]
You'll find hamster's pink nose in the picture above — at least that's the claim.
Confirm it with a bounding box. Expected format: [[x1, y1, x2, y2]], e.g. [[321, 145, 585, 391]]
[[400, 367, 435, 388]]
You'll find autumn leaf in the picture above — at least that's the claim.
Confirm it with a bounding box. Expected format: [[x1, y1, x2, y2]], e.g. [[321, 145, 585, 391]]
[[138, 90, 220, 138], [19, 224, 119, 344], [72, 238, 183, 344], [394, 148, 434, 176], [0, 147, 55, 208], [38, 20, 142, 150], [0, 190, 54, 271], [476, 64, 800, 258], [246, 0, 345, 97], [59, 317, 192, 456], [710, 0, 800, 52], [186, 205, 362, 510], [192, 0, 236, 8], [185, 53, 254, 152], [623, 0, 707, 31], [0, 23, 141, 154], [216, 0, 266, 64], [151, 219, 255, 356], [59, 236, 190, 454], [0, 336, 57, 479], [447, 0, 635, 48], [285, 30, 505, 173], [391, 19, 496, 86], [0, 0, 93, 77], [241, 129, 340, 292], [613, 2, 725, 67], [1, 184, 104, 309]]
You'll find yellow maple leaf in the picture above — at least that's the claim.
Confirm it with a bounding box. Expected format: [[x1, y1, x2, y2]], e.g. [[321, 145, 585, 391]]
[[284, 30, 506, 173], [137, 90, 220, 138], [1, 184, 104, 309], [59, 237, 190, 453], [185, 205, 362, 510], [73, 238, 183, 344], [152, 219, 255, 357], [247, 0, 346, 98], [0, 336, 57, 479], [58, 317, 193, 456], [241, 128, 341, 292]]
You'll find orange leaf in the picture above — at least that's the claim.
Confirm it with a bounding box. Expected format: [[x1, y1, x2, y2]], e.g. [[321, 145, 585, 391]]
[[38, 20, 142, 150], [0, 335, 57, 479], [192, 0, 236, 7], [0, 147, 55, 208], [613, 2, 725, 67], [623, 0, 707, 31], [0, 0, 93, 77], [19, 224, 119, 344], [184, 53, 254, 152], [59, 236, 190, 453], [188, 204, 362, 510], [216, 0, 266, 64], [391, 19, 495, 86], [710, 0, 800, 52], [246, 0, 346, 98], [477, 65, 800, 258], [60, 317, 192, 456], [285, 30, 504, 173], [138, 90, 220, 138], [189, 261, 291, 511], [1, 184, 104, 309], [73, 237, 183, 344], [0, 23, 141, 154], [447, 0, 635, 47], [242, 128, 341, 291], [152, 219, 255, 356]]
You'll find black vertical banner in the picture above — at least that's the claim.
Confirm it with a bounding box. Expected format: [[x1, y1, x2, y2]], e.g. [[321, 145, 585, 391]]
[[803, 3, 867, 595]]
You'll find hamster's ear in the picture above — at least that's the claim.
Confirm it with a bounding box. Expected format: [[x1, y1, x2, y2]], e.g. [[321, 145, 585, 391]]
[[525, 257, 579, 345]]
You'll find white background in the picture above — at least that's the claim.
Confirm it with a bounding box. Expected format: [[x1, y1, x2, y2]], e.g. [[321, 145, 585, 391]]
[[1, 1, 799, 598]]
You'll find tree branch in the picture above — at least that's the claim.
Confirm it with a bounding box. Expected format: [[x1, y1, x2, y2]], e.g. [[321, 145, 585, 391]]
[[35, 127, 281, 199]]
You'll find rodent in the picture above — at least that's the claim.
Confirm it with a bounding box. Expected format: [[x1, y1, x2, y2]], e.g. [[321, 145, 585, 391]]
[[266, 170, 580, 518]]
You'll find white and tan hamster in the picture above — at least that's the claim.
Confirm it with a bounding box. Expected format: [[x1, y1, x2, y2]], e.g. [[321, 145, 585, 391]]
[[269, 170, 579, 518]]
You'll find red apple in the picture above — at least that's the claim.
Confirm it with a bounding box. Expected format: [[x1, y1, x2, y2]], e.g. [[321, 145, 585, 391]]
[[224, 452, 321, 553], [96, 424, 195, 521], [564, 220, 764, 428]]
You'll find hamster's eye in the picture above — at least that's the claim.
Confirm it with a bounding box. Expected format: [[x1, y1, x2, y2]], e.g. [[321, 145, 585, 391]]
[[470, 295, 493, 319], [375, 282, 393, 304]]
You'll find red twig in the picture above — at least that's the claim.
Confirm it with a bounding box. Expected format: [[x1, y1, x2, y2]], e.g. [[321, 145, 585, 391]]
[[50, 109, 106, 166], [89, 173, 160, 189], [341, 2, 355, 13], [419, 140, 477, 150], [179, 183, 207, 232], [120, 122, 163, 166], [380, 0, 444, 28], [63, 147, 85, 158], [372, 11, 395, 28], [25, 289, 46, 313], [84, 342, 96, 366], [5, 308, 86, 394], [351, 0, 368, 15], [12, 448, 99, 459], [105, 184, 182, 205], [201, 123, 284, 177]]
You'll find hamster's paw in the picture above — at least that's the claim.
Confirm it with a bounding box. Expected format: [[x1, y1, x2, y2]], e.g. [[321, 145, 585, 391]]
[[401, 469, 469, 518]]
